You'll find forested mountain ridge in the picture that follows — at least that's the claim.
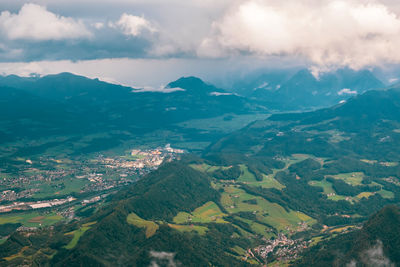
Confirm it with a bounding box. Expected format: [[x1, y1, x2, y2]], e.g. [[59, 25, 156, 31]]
[[294, 205, 400, 266], [1, 79, 400, 266]]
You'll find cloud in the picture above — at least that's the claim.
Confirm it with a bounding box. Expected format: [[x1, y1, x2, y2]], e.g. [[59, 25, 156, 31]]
[[0, 3, 91, 41], [338, 88, 357, 95], [92, 22, 105, 30], [347, 240, 395, 267], [199, 0, 400, 70], [209, 91, 234, 96], [149, 250, 177, 267], [3, 0, 400, 76], [132, 86, 185, 93], [112, 13, 156, 37]]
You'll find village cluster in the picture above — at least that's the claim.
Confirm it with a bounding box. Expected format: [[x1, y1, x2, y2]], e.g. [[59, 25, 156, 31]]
[[246, 233, 310, 263], [0, 144, 185, 209], [0, 196, 76, 213]]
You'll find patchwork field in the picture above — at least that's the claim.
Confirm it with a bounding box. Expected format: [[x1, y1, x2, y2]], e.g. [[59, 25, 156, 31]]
[[244, 172, 285, 190], [32, 178, 88, 199], [173, 201, 227, 224], [220, 185, 315, 232], [0, 212, 63, 227]]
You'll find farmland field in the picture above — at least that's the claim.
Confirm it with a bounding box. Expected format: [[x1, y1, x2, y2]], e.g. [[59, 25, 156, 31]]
[[220, 184, 315, 232], [244, 171, 285, 190], [0, 212, 63, 227], [173, 201, 226, 224]]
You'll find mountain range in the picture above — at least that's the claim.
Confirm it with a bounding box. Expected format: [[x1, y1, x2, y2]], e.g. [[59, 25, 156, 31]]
[[1, 72, 400, 266], [231, 68, 385, 110]]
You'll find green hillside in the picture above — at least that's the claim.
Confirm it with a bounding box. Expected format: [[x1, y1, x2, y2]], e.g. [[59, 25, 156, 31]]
[[294, 205, 400, 266]]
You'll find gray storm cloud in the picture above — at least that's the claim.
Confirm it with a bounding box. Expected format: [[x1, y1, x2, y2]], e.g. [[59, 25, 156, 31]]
[[2, 0, 400, 80]]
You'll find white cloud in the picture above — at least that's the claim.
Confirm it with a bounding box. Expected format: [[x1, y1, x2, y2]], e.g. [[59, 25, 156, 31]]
[[0, 3, 91, 41], [149, 250, 177, 267], [210, 91, 234, 96], [92, 22, 104, 30], [112, 13, 156, 36], [132, 86, 185, 93], [346, 240, 395, 267], [199, 0, 400, 70], [338, 88, 358, 95]]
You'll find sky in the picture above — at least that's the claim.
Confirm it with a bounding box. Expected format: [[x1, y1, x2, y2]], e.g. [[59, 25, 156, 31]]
[[2, 0, 400, 87]]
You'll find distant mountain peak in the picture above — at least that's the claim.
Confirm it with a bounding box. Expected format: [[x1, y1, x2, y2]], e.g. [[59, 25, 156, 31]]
[[167, 76, 224, 93]]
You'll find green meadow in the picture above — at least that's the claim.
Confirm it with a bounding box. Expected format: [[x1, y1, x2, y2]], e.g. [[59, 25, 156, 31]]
[[0, 212, 63, 227], [126, 213, 159, 238], [64, 222, 97, 249], [173, 201, 227, 224]]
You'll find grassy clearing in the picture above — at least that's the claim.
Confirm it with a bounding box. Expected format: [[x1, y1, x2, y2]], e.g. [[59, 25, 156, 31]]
[[127, 213, 159, 238], [173, 212, 192, 224], [283, 154, 312, 168], [173, 201, 227, 224], [194, 163, 285, 190], [310, 176, 394, 202], [189, 163, 228, 173], [220, 185, 255, 209], [238, 165, 256, 183], [356, 192, 375, 199], [230, 245, 246, 256], [220, 185, 315, 232], [0, 212, 63, 227], [168, 224, 208, 235], [378, 189, 394, 199], [245, 171, 285, 190], [192, 201, 226, 223], [309, 236, 325, 247], [330, 225, 355, 233], [309, 180, 354, 202], [331, 172, 364, 186], [360, 159, 377, 164], [64, 222, 96, 249], [255, 199, 316, 231], [309, 180, 335, 195], [236, 216, 274, 237]]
